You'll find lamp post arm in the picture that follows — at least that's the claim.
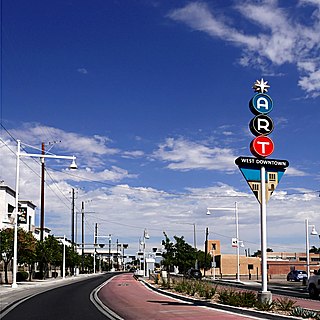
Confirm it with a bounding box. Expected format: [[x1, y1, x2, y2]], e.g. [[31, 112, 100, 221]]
[[20, 153, 76, 161]]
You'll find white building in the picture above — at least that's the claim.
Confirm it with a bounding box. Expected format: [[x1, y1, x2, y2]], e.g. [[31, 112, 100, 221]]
[[0, 185, 37, 234]]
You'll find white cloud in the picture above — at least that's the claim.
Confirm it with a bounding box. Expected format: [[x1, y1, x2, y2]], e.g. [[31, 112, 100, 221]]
[[153, 137, 237, 172], [168, 1, 320, 97], [286, 167, 308, 176], [77, 68, 88, 74]]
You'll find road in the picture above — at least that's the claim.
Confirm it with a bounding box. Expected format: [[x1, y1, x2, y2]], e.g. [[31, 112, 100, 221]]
[[2, 273, 114, 320]]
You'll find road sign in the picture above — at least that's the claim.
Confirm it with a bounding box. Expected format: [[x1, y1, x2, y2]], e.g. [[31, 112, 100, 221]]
[[232, 238, 238, 247], [250, 136, 274, 158], [237, 165, 287, 204], [249, 114, 274, 136], [235, 156, 289, 169], [249, 93, 273, 115]]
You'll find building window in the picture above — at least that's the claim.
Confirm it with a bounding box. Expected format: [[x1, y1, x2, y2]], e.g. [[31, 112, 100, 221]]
[[212, 243, 216, 251], [252, 183, 259, 191], [269, 173, 276, 182]]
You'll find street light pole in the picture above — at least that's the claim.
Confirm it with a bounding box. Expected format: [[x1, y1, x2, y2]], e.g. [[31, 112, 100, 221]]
[[62, 235, 66, 279], [12, 139, 77, 288], [306, 218, 318, 278], [12, 140, 21, 288], [108, 234, 112, 271], [207, 202, 241, 282]]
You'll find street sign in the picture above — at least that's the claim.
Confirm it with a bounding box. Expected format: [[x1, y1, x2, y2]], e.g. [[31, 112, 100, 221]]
[[235, 156, 289, 169], [249, 93, 273, 115], [232, 238, 238, 247], [249, 114, 274, 136], [18, 207, 27, 224], [250, 136, 274, 158], [235, 156, 289, 204]]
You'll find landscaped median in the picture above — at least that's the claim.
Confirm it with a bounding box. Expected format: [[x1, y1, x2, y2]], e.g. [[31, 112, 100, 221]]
[[141, 274, 320, 320]]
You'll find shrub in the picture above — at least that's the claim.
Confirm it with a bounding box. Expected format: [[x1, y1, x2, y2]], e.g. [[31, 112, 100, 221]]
[[290, 307, 320, 319], [16, 271, 29, 282], [218, 289, 257, 307], [255, 300, 274, 311], [274, 297, 296, 311]]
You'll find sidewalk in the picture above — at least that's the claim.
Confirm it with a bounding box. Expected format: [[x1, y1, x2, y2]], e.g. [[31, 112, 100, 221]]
[[0, 273, 100, 314]]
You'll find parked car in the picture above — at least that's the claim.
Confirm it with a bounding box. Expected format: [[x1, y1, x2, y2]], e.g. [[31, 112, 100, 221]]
[[185, 268, 202, 280], [307, 269, 320, 299], [287, 270, 307, 282]]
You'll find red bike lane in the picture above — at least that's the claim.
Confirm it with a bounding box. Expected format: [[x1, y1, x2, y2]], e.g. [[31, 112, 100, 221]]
[[97, 274, 261, 320]]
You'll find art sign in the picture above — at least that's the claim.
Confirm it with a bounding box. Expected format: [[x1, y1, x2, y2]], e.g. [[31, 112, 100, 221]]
[[235, 79, 289, 204]]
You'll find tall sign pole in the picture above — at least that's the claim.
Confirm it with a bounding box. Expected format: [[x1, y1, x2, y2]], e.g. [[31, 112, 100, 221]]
[[235, 79, 289, 303]]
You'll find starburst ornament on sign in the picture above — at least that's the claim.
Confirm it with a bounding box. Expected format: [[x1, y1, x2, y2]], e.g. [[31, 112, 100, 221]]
[[252, 78, 270, 93]]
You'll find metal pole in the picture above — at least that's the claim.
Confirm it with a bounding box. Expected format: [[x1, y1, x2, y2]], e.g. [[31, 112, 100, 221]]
[[193, 223, 198, 269], [116, 239, 119, 270], [204, 227, 209, 277], [71, 188, 75, 276], [94, 223, 97, 274], [71, 188, 75, 246], [235, 202, 240, 282], [12, 140, 21, 288], [306, 218, 310, 278], [260, 165, 271, 302], [81, 201, 84, 273], [108, 235, 111, 271], [63, 235, 66, 279]]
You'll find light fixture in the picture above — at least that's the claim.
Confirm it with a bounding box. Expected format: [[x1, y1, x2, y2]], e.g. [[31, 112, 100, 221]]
[[69, 157, 77, 170], [206, 209, 211, 215], [311, 225, 318, 236]]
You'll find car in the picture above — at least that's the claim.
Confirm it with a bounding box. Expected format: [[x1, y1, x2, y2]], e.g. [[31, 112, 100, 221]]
[[287, 270, 307, 282], [185, 268, 202, 280]]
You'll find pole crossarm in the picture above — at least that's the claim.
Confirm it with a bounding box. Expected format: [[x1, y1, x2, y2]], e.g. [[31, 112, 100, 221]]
[[19, 153, 76, 161]]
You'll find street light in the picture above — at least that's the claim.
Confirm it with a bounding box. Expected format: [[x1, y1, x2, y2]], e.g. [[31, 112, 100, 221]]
[[12, 139, 77, 288], [141, 229, 149, 277], [207, 202, 241, 282], [306, 218, 318, 278], [108, 234, 112, 271]]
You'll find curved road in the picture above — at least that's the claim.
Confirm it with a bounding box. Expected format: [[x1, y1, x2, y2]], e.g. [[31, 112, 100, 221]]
[[2, 273, 114, 320]]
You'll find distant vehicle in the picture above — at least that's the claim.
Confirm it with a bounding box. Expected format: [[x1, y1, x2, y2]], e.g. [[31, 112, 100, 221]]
[[185, 268, 202, 280], [307, 269, 320, 299], [286, 270, 307, 282]]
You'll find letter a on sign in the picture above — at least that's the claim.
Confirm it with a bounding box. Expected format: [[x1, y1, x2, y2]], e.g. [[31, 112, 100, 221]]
[[249, 93, 273, 115]]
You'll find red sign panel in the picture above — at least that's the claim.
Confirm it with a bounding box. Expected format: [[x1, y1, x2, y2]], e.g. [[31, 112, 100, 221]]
[[250, 136, 274, 158]]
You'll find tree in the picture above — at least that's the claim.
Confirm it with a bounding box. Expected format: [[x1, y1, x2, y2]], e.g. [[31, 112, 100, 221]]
[[161, 232, 208, 274], [309, 246, 320, 254], [0, 228, 37, 283], [252, 248, 273, 257], [17, 229, 37, 281], [36, 235, 62, 278], [0, 228, 14, 284]]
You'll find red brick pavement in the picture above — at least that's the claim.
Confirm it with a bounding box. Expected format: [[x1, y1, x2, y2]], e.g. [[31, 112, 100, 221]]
[[98, 274, 261, 320]]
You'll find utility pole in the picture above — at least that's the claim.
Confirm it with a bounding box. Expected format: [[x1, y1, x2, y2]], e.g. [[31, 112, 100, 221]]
[[71, 188, 75, 246], [40, 142, 45, 242], [81, 201, 84, 273], [94, 223, 98, 273], [116, 239, 119, 270], [204, 227, 209, 277]]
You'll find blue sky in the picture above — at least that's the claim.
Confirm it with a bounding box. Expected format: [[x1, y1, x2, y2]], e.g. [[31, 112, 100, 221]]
[[1, 0, 320, 256]]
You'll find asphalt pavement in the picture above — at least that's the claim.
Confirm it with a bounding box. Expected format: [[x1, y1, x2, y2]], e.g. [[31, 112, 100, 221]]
[[0, 273, 100, 316]]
